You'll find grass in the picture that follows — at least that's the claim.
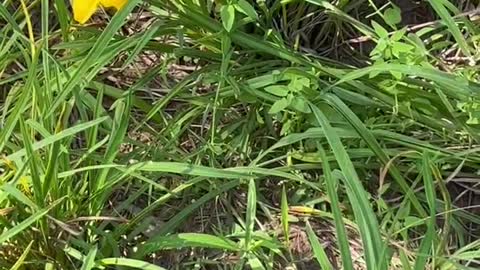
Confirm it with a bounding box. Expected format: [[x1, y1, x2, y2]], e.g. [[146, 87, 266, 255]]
[[1, 0, 480, 269]]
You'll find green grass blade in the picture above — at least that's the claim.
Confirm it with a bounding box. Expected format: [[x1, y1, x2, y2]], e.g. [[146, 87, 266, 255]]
[[0, 202, 57, 244], [309, 102, 387, 270], [145, 179, 241, 236], [96, 258, 167, 270], [334, 63, 477, 99], [80, 246, 97, 270], [1, 184, 37, 210], [428, 0, 471, 57], [245, 178, 257, 251], [140, 233, 240, 256], [19, 117, 43, 206], [281, 185, 289, 248], [9, 240, 33, 270], [137, 162, 250, 178], [306, 221, 333, 270], [46, 0, 142, 116], [5, 116, 108, 164], [323, 94, 426, 217], [92, 94, 131, 209], [317, 144, 353, 270], [0, 82, 31, 154], [248, 255, 266, 270], [121, 22, 162, 69], [414, 153, 437, 269]]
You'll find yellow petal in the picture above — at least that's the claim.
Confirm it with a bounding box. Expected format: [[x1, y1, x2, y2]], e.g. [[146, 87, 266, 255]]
[[100, 0, 127, 10], [73, 0, 100, 24]]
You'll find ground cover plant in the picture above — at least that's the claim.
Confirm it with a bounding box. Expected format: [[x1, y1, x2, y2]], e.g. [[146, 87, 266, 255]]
[[1, 0, 480, 269]]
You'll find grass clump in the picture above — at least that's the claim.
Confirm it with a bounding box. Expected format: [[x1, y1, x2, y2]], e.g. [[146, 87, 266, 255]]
[[1, 0, 480, 269]]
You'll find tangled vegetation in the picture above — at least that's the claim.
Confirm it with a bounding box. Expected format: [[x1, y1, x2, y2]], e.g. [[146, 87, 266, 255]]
[[1, 0, 480, 269]]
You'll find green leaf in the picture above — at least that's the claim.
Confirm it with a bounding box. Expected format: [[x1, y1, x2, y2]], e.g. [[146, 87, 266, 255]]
[[392, 42, 414, 57], [281, 185, 289, 247], [309, 102, 387, 270], [140, 233, 240, 255], [92, 94, 131, 208], [19, 118, 43, 205], [0, 68, 33, 154], [322, 94, 426, 216], [235, 0, 258, 20], [316, 145, 353, 270], [428, 0, 471, 57], [9, 241, 33, 270], [248, 254, 266, 270], [269, 98, 289, 114], [372, 21, 389, 39], [0, 203, 57, 244], [1, 184, 37, 210], [384, 6, 402, 26], [404, 216, 423, 229], [335, 63, 474, 100], [47, 0, 142, 115], [391, 28, 407, 41], [264, 85, 289, 97], [96, 258, 167, 270], [80, 246, 97, 270], [221, 5, 236, 32], [136, 179, 241, 237], [5, 117, 108, 164], [137, 162, 249, 179], [245, 179, 257, 250], [306, 221, 333, 270], [122, 21, 162, 69], [414, 153, 437, 270], [290, 96, 311, 113]]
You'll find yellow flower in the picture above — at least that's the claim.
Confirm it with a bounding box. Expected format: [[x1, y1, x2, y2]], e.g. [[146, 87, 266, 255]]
[[73, 0, 127, 24]]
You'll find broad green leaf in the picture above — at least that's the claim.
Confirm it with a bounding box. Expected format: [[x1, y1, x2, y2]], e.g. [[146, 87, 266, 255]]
[[372, 21, 389, 39], [264, 85, 289, 97], [290, 96, 311, 113], [248, 254, 266, 270], [1, 184, 37, 210], [236, 0, 258, 20], [384, 6, 401, 26], [221, 5, 236, 32], [269, 98, 289, 114]]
